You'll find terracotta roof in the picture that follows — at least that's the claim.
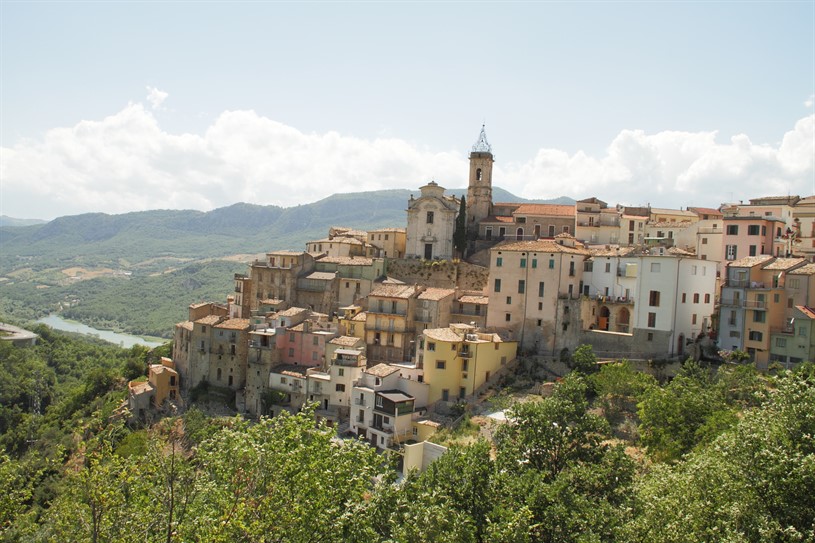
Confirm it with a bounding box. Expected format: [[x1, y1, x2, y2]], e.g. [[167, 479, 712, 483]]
[[368, 227, 406, 233], [796, 305, 815, 319], [365, 363, 400, 377], [369, 284, 417, 299], [215, 318, 251, 331], [317, 256, 375, 266], [621, 214, 648, 220], [329, 336, 361, 346], [277, 307, 310, 317], [727, 255, 775, 268], [762, 258, 807, 271], [351, 311, 368, 322], [688, 207, 723, 217], [788, 263, 815, 275], [267, 250, 304, 256], [129, 381, 153, 395], [650, 208, 697, 217], [589, 247, 637, 257], [513, 203, 575, 217], [458, 295, 489, 304], [418, 287, 456, 301], [481, 215, 516, 223], [194, 315, 222, 326], [493, 239, 590, 255], [304, 271, 338, 281], [259, 298, 284, 305], [189, 302, 210, 309], [647, 220, 694, 228], [667, 247, 695, 256], [424, 327, 464, 342], [278, 366, 309, 379], [177, 321, 194, 331]]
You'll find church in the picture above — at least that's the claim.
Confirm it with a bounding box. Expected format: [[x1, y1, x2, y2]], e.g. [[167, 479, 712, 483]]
[[405, 126, 495, 260]]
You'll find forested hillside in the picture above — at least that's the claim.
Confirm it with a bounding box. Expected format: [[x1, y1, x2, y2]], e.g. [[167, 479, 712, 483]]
[[2, 327, 814, 542]]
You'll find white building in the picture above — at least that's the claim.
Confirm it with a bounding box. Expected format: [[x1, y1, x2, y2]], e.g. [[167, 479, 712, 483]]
[[406, 181, 459, 260], [582, 250, 717, 358]]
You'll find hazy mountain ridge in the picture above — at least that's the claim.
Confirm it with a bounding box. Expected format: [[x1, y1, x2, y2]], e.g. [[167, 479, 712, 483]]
[[0, 188, 573, 273]]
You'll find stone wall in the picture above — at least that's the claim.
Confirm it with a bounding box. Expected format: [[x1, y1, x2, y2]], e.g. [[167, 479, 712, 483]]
[[386, 258, 489, 291]]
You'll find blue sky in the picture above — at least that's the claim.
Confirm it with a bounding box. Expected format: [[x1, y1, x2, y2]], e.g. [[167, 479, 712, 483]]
[[1, 2, 813, 220]]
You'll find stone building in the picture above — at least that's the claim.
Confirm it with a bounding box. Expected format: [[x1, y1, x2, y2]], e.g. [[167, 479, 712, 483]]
[[406, 181, 459, 260]]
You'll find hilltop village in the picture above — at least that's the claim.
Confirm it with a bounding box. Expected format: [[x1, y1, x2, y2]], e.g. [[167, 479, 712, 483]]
[[131, 126, 815, 450]]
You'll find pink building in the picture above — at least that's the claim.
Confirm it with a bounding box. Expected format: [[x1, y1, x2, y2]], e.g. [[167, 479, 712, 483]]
[[722, 216, 788, 262], [278, 319, 338, 367]]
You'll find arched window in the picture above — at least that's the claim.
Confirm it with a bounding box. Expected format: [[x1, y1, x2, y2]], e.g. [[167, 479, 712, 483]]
[[516, 228, 524, 240], [476, 168, 482, 181]]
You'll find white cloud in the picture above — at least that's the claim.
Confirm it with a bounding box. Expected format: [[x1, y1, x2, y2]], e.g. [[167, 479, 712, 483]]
[[1, 100, 813, 220], [805, 94, 814, 108], [146, 86, 169, 110]]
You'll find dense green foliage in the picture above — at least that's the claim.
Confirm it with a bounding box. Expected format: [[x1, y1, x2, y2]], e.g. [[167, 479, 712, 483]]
[[3, 326, 814, 542]]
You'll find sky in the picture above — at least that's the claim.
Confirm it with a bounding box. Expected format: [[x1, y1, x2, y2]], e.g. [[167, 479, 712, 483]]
[[1, 2, 813, 221]]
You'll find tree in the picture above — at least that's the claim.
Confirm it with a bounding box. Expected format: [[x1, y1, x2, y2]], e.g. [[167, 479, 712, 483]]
[[623, 372, 815, 543], [590, 360, 656, 422], [568, 344, 599, 375], [454, 195, 467, 257]]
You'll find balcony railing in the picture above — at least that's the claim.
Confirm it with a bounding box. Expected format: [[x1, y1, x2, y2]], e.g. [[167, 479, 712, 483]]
[[720, 298, 739, 306], [354, 398, 367, 406], [742, 300, 767, 309], [368, 307, 407, 316], [771, 326, 794, 335], [726, 278, 750, 288]]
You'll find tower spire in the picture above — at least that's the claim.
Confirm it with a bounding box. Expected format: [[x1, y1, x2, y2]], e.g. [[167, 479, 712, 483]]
[[471, 124, 492, 154]]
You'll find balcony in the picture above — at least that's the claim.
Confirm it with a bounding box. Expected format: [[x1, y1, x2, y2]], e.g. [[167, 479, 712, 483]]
[[459, 350, 473, 359], [354, 397, 367, 406], [742, 300, 767, 309], [720, 298, 739, 306], [697, 227, 723, 234], [725, 278, 751, 288], [414, 313, 433, 323], [589, 294, 635, 305], [367, 307, 407, 317], [771, 326, 794, 335]]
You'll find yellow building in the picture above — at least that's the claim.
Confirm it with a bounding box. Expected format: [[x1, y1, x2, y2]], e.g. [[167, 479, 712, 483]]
[[128, 357, 180, 419], [368, 227, 407, 259], [418, 323, 517, 404], [365, 284, 421, 364]]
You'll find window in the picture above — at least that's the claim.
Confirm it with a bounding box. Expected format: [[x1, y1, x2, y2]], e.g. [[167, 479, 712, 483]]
[[691, 265, 698, 275], [753, 310, 766, 323], [531, 258, 537, 268], [776, 337, 787, 348], [692, 314, 697, 325], [427, 342, 436, 351], [648, 312, 656, 328], [726, 224, 739, 235], [494, 279, 502, 292], [518, 280, 525, 294], [563, 226, 570, 233], [338, 368, 344, 376], [548, 225, 555, 236], [788, 297, 794, 308], [476, 168, 482, 180], [426, 211, 434, 224], [748, 225, 760, 235], [459, 387, 467, 399], [799, 327, 807, 337], [288, 348, 294, 357], [505, 313, 511, 322], [376, 395, 383, 407], [520, 258, 527, 268], [726, 245, 737, 260], [702, 237, 708, 245], [538, 302, 543, 310], [693, 293, 700, 303], [280, 377, 287, 384], [682, 293, 687, 303], [647, 332, 654, 341], [605, 263, 611, 273], [749, 245, 757, 257], [461, 360, 469, 371], [442, 389, 449, 402], [538, 282, 545, 297], [650, 262, 661, 272], [549, 259, 555, 269], [313, 336, 319, 345], [748, 331, 763, 341], [506, 296, 512, 304], [336, 384, 346, 392], [436, 360, 446, 369], [649, 290, 660, 307], [312, 351, 318, 360], [496, 256, 503, 267]]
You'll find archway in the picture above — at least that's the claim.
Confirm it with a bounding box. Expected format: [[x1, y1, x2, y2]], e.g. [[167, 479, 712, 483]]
[[599, 306, 611, 331], [617, 307, 630, 333]]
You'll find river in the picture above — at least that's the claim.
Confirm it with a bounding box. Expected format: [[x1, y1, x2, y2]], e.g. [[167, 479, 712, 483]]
[[37, 314, 167, 349]]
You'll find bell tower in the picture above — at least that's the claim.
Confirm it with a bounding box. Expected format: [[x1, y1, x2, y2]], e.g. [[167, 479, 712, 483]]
[[466, 124, 494, 239]]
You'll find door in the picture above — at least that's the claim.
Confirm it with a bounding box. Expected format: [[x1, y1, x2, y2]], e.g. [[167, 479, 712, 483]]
[[424, 243, 433, 259]]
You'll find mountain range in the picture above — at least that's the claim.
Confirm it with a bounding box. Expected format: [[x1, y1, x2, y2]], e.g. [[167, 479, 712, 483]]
[[0, 187, 574, 274]]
